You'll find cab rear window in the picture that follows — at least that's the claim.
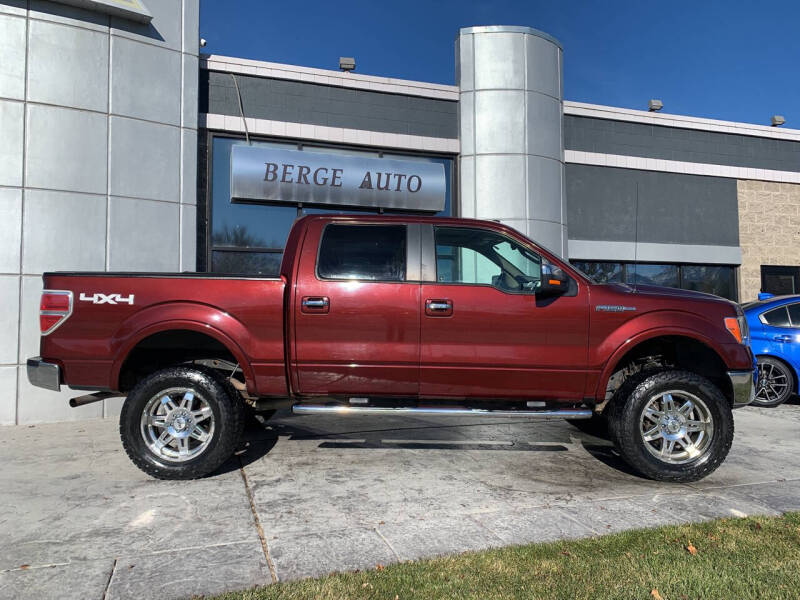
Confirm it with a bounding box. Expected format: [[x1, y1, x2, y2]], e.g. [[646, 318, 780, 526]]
[[317, 224, 406, 281]]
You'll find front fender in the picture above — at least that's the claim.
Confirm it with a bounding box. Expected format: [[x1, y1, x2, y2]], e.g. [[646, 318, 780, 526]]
[[593, 309, 736, 400], [109, 301, 257, 394]]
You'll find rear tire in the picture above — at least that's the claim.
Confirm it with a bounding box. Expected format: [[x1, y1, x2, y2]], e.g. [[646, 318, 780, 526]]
[[607, 369, 733, 482], [753, 356, 794, 407], [120, 367, 245, 480]]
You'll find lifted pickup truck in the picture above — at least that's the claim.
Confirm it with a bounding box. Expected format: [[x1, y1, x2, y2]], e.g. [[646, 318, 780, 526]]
[[28, 215, 756, 481]]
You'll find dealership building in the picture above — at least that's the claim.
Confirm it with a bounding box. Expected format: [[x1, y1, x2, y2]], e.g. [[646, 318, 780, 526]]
[[1, 0, 799, 424]]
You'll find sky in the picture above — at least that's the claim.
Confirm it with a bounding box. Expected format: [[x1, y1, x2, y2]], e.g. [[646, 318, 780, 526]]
[[200, 0, 800, 126]]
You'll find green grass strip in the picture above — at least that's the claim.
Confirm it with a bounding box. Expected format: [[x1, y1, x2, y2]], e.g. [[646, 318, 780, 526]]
[[216, 512, 800, 600]]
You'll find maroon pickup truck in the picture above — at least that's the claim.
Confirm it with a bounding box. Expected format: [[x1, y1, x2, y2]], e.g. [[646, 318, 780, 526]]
[[28, 215, 756, 482]]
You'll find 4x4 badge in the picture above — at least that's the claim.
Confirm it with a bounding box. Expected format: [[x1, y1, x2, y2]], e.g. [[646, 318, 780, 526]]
[[79, 292, 135, 305]]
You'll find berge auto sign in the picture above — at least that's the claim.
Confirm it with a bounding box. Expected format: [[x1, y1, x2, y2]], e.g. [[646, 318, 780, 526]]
[[230, 145, 446, 212]]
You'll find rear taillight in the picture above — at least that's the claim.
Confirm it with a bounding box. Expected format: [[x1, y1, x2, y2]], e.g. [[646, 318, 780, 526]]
[[40, 290, 73, 335]]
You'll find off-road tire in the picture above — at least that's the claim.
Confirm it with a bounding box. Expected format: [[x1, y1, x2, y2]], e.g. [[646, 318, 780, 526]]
[[607, 369, 733, 482], [120, 366, 245, 480]]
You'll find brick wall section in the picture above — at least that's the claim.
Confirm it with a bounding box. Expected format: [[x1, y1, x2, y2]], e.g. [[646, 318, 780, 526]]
[[737, 179, 800, 302]]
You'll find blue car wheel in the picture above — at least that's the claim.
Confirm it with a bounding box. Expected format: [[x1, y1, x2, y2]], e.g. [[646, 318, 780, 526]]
[[754, 356, 794, 407]]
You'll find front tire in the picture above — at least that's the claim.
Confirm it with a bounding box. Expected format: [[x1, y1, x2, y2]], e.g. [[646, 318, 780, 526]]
[[120, 367, 245, 480], [607, 370, 733, 482], [753, 356, 794, 407]]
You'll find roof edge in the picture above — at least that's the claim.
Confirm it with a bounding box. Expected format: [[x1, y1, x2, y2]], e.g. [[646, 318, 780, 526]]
[[458, 25, 562, 49]]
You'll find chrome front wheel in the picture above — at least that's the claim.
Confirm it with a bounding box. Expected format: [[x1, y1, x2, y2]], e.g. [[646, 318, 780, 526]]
[[639, 390, 714, 465], [608, 369, 733, 482]]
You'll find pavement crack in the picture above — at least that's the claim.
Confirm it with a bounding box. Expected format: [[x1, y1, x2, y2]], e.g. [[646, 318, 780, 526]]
[[373, 526, 401, 562], [238, 458, 279, 584], [102, 558, 117, 600]]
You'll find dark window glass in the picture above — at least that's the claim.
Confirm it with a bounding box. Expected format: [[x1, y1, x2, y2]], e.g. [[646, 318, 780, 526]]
[[761, 265, 799, 296], [211, 138, 299, 249], [681, 265, 735, 300], [318, 225, 406, 281], [211, 251, 282, 277], [626, 264, 679, 288], [789, 304, 800, 327], [434, 227, 541, 293], [762, 306, 791, 327], [570, 261, 623, 284]]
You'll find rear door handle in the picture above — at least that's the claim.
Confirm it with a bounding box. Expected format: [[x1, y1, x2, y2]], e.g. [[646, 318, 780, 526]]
[[774, 334, 794, 343], [425, 298, 453, 317], [301, 296, 329, 314]]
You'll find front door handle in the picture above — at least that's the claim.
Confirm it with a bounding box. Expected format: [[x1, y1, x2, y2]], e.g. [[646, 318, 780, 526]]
[[425, 299, 453, 317], [774, 334, 794, 343], [301, 296, 329, 314]]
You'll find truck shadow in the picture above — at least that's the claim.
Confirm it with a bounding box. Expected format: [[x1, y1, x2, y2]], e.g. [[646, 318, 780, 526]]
[[213, 411, 641, 478]]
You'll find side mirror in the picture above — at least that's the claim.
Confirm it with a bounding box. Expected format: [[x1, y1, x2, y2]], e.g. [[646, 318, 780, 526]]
[[537, 265, 569, 297]]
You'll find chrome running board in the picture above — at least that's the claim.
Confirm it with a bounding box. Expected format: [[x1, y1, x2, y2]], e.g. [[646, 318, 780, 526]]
[[292, 404, 593, 419]]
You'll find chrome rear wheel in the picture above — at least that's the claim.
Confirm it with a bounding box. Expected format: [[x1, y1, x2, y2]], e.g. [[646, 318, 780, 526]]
[[140, 387, 216, 462], [120, 367, 244, 480]]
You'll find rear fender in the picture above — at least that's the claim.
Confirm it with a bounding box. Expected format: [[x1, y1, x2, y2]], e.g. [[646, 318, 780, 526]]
[[110, 302, 256, 394]]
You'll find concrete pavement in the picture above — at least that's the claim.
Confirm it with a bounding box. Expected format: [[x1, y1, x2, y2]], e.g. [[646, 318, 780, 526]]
[[1, 401, 799, 599]]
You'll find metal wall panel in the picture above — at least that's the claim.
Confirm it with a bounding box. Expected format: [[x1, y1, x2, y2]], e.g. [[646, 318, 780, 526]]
[[3, 0, 200, 424], [200, 70, 459, 139], [108, 196, 180, 271], [22, 189, 106, 273], [565, 164, 739, 247], [0, 100, 24, 187], [0, 14, 26, 100], [566, 115, 800, 172], [111, 35, 181, 125], [109, 116, 180, 202], [27, 19, 109, 112], [457, 26, 567, 256], [25, 103, 108, 194]]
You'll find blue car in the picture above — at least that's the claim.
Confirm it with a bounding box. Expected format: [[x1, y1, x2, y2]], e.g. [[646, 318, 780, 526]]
[[743, 294, 800, 407]]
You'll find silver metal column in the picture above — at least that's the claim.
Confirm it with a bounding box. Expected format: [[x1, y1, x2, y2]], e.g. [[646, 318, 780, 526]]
[[457, 26, 567, 257]]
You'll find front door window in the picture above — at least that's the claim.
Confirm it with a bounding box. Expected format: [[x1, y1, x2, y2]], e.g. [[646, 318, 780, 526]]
[[434, 227, 542, 293]]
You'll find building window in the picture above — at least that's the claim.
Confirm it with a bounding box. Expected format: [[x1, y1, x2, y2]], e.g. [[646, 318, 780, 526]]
[[570, 260, 737, 301], [761, 265, 800, 296], [207, 136, 453, 276], [627, 264, 679, 288]]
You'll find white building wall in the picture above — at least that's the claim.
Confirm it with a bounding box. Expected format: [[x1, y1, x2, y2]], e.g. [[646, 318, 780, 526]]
[[0, 0, 199, 424]]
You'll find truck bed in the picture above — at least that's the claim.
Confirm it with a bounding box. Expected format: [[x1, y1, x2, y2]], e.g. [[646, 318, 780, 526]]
[[40, 272, 287, 395]]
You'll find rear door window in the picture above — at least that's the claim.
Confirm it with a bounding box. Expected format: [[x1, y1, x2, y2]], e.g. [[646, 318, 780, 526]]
[[317, 224, 407, 281], [761, 306, 791, 327], [788, 303, 800, 327]]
